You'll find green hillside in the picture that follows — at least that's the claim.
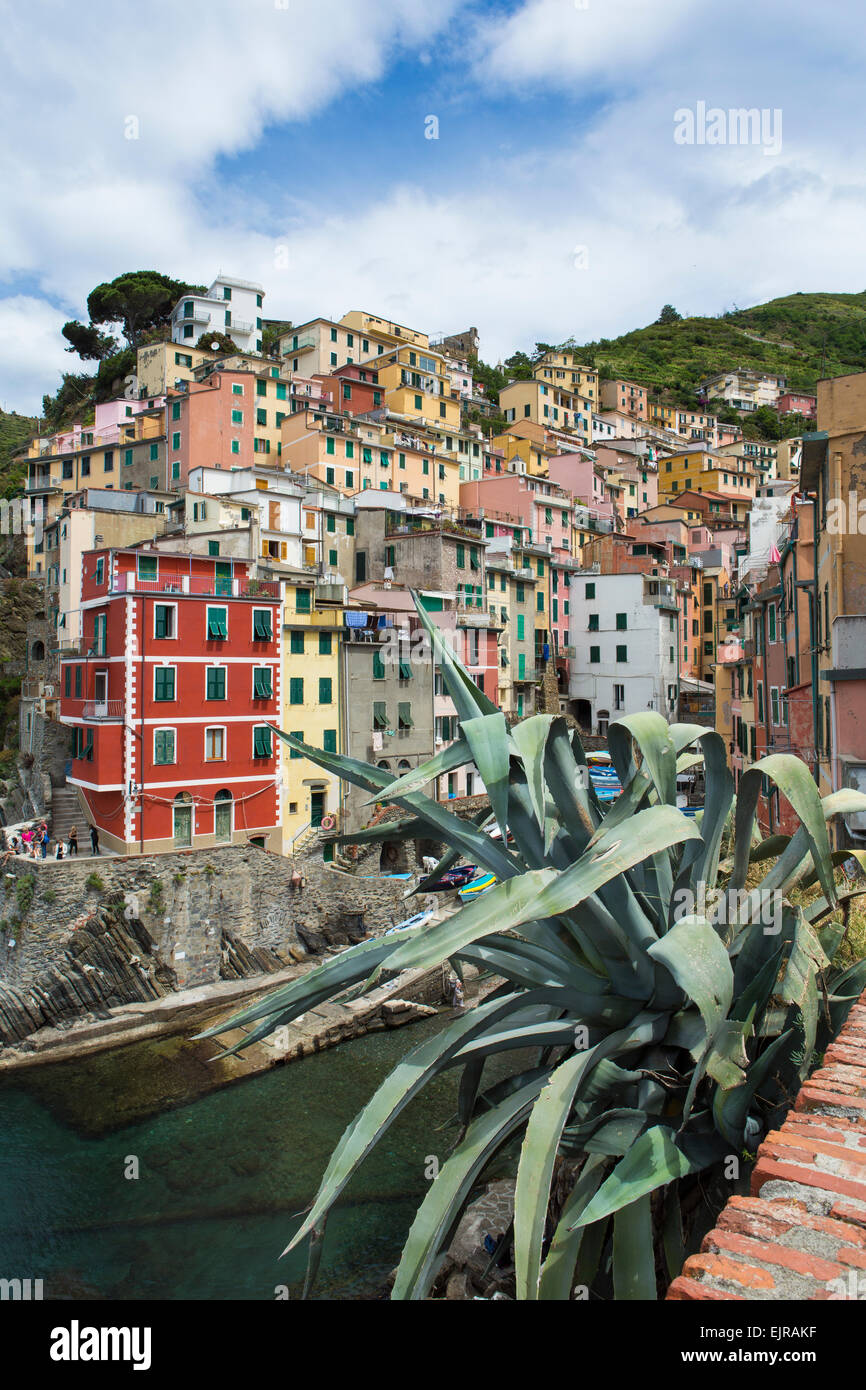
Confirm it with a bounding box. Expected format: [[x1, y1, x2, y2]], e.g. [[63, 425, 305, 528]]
[[570, 291, 866, 406], [0, 410, 38, 501]]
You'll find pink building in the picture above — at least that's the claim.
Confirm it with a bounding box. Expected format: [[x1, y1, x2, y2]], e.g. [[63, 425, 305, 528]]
[[459, 474, 574, 560], [776, 391, 817, 419]]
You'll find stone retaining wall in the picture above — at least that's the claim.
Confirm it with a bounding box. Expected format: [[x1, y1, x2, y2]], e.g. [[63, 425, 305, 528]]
[[668, 991, 866, 1301], [0, 846, 412, 993]]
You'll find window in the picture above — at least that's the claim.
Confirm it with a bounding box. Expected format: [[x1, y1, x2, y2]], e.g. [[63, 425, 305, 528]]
[[322, 729, 337, 753], [93, 612, 107, 656], [154, 666, 176, 701], [399, 658, 412, 680], [231, 409, 243, 425], [516, 614, 525, 641], [295, 588, 311, 613], [205, 727, 225, 761], [206, 667, 226, 700], [154, 604, 175, 639], [536, 591, 544, 613], [616, 645, 628, 662], [289, 677, 304, 705], [138, 555, 157, 581], [253, 609, 272, 640], [208, 541, 220, 557], [770, 686, 780, 725], [585, 582, 595, 599], [253, 727, 273, 757], [290, 631, 304, 654], [588, 613, 599, 631], [207, 606, 227, 639], [590, 646, 600, 663], [616, 613, 627, 631], [154, 729, 175, 764], [319, 676, 332, 704], [253, 667, 272, 698], [613, 684, 624, 710], [398, 702, 413, 729], [319, 632, 332, 655], [373, 650, 385, 680], [95, 557, 104, 586]]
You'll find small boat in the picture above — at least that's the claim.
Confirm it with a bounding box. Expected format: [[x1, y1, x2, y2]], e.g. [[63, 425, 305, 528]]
[[425, 863, 477, 891], [458, 872, 497, 902]]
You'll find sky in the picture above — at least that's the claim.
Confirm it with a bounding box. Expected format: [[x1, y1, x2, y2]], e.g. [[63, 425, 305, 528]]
[[1, 0, 865, 415]]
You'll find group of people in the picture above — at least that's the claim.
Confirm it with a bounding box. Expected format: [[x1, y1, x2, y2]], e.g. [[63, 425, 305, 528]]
[[0, 822, 100, 860]]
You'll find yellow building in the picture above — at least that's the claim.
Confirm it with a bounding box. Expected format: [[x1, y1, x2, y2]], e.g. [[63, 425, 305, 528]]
[[657, 448, 756, 522], [136, 342, 218, 397], [339, 311, 429, 350], [281, 409, 461, 504], [500, 370, 592, 445], [374, 344, 461, 431], [281, 577, 345, 853]]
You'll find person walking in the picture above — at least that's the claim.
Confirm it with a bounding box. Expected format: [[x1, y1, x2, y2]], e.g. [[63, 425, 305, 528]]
[[68, 825, 78, 856], [89, 824, 99, 856]]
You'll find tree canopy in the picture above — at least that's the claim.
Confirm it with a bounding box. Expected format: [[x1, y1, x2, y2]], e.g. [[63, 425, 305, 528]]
[[87, 271, 205, 347]]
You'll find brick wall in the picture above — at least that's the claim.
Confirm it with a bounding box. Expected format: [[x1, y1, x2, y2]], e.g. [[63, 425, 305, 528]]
[[668, 993, 866, 1300]]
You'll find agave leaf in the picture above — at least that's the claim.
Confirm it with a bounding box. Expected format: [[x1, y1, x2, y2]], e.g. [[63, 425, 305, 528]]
[[362, 739, 471, 805], [509, 716, 553, 831], [571, 1125, 706, 1229], [537, 1156, 609, 1301], [609, 711, 678, 807], [648, 916, 733, 1041], [613, 1195, 656, 1300], [460, 712, 511, 838], [381, 805, 701, 979], [410, 589, 499, 721], [391, 1077, 545, 1300], [712, 1029, 794, 1148], [731, 754, 836, 908]]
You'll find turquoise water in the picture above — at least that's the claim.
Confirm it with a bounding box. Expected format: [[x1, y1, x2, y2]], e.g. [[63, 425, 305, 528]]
[[0, 1015, 513, 1301]]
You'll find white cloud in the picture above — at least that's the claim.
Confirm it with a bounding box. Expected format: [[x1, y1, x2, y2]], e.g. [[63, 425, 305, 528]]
[[0, 297, 71, 416], [3, 0, 866, 412]]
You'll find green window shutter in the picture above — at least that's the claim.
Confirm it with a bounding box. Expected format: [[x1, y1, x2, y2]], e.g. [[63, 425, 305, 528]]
[[253, 667, 272, 698], [154, 729, 175, 764], [206, 667, 226, 700], [289, 731, 303, 759], [616, 613, 627, 630], [64, 665, 71, 697], [155, 666, 176, 700], [256, 379, 266, 397], [207, 607, 227, 639], [469, 550, 479, 571], [373, 650, 385, 680], [588, 613, 599, 631], [295, 588, 311, 613], [456, 544, 465, 568], [154, 605, 171, 639], [254, 726, 272, 757], [319, 632, 332, 655], [517, 614, 525, 641], [319, 677, 332, 704], [149, 442, 159, 460], [373, 701, 388, 729], [253, 610, 272, 639], [590, 646, 600, 663], [290, 631, 304, 654], [363, 447, 372, 465], [323, 729, 337, 753], [516, 584, 524, 603], [399, 660, 412, 680], [326, 514, 336, 532], [231, 409, 243, 424], [256, 408, 267, 426], [345, 441, 354, 459], [326, 437, 335, 455], [616, 645, 628, 662], [329, 549, 338, 567], [585, 582, 595, 599], [398, 702, 413, 728], [290, 677, 304, 705], [208, 541, 219, 556], [326, 467, 335, 485], [74, 665, 82, 697], [536, 591, 544, 612]]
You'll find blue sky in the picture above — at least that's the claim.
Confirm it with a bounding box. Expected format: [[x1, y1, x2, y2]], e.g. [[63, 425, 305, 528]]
[[1, 0, 864, 414]]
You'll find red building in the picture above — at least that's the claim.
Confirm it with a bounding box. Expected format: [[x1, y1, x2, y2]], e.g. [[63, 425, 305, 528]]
[[776, 392, 817, 419], [59, 546, 282, 855]]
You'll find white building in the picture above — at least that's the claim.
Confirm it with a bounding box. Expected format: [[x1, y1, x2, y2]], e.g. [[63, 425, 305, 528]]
[[701, 370, 786, 413], [568, 571, 680, 734], [442, 354, 474, 401], [171, 274, 266, 354]]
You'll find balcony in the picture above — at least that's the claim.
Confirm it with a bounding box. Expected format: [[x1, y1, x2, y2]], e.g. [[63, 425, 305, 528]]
[[83, 700, 124, 720], [457, 605, 497, 627], [112, 574, 279, 599], [515, 667, 538, 682]]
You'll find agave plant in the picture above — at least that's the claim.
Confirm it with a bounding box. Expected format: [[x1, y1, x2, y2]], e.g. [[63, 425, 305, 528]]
[[201, 593, 866, 1300]]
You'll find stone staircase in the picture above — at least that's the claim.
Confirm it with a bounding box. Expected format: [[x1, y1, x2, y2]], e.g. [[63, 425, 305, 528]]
[[49, 784, 86, 843]]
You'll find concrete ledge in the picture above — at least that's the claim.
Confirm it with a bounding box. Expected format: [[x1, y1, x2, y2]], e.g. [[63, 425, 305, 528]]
[[668, 995, 866, 1301]]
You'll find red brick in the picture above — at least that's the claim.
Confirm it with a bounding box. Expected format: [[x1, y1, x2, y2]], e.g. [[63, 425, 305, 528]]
[[705, 1229, 846, 1282], [830, 1202, 866, 1228], [681, 1252, 775, 1290], [717, 1195, 866, 1248], [752, 1154, 866, 1203], [762, 1128, 866, 1170], [666, 1275, 743, 1301], [839, 1248, 866, 1269], [795, 1085, 866, 1115]]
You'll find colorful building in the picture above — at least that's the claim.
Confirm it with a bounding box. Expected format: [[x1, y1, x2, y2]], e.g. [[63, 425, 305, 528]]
[[58, 547, 282, 855]]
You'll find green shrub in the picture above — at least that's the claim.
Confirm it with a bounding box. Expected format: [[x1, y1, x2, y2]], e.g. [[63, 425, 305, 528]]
[[85, 871, 105, 892], [15, 873, 34, 916]]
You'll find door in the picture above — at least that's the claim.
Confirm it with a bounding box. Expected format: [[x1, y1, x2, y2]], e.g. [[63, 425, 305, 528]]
[[173, 802, 192, 846], [215, 562, 232, 597], [310, 789, 325, 828], [93, 669, 108, 716], [214, 791, 232, 842]]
